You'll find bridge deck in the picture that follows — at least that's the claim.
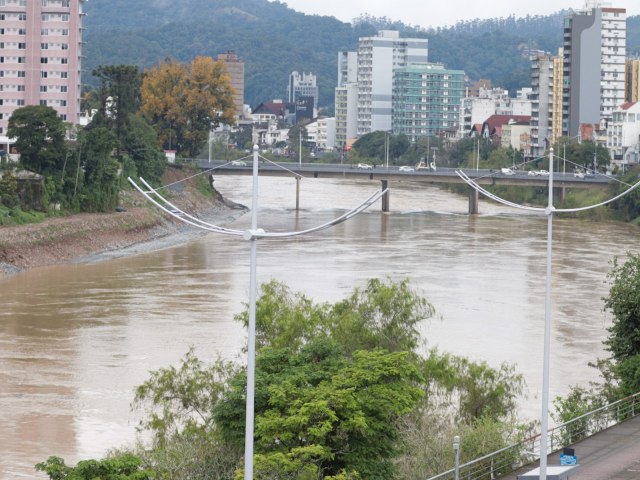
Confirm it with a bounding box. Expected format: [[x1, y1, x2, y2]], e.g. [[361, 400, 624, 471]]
[[500, 414, 640, 479]]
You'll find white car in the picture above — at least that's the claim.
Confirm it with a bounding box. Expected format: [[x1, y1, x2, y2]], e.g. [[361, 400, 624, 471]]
[[538, 169, 550, 176], [574, 172, 585, 178], [501, 168, 516, 175], [231, 160, 247, 166], [399, 166, 414, 172], [528, 170, 539, 176], [357, 163, 373, 170]]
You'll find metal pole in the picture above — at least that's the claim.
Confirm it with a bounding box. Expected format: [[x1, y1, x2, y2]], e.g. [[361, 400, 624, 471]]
[[453, 435, 460, 480], [243, 145, 260, 480], [386, 132, 389, 168], [539, 147, 554, 480], [299, 130, 302, 166]]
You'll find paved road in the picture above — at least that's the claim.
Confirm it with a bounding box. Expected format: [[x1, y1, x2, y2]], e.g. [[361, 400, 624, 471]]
[[501, 414, 640, 479]]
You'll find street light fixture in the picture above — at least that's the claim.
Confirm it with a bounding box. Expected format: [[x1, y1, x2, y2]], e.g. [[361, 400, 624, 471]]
[[456, 149, 640, 480], [453, 435, 460, 480], [129, 146, 388, 480]]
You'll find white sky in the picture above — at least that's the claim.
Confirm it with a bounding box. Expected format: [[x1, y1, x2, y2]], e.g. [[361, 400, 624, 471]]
[[276, 1, 639, 28]]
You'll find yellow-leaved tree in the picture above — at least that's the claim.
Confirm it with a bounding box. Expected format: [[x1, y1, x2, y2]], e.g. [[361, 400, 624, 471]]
[[141, 57, 236, 157]]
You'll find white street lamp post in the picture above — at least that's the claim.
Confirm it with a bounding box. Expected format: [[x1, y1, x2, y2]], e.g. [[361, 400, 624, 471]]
[[455, 148, 640, 480], [129, 146, 388, 480], [453, 435, 460, 480]]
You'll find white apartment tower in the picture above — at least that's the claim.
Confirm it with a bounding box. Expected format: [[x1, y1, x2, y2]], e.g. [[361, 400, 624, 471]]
[[356, 30, 428, 135], [562, 3, 626, 136], [0, 0, 85, 142]]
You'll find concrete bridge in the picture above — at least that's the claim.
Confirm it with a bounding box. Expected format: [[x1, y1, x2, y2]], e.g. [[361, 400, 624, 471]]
[[197, 160, 612, 214]]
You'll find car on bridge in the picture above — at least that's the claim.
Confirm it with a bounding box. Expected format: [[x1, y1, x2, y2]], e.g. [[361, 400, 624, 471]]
[[399, 166, 414, 172], [501, 168, 516, 175], [357, 163, 373, 170]]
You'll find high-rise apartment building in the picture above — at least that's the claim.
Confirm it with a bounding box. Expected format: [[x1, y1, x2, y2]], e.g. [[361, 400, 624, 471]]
[[392, 64, 464, 143], [287, 71, 318, 112], [0, 0, 85, 143], [356, 30, 428, 136], [562, 4, 626, 137], [625, 59, 640, 103], [530, 52, 564, 156], [334, 83, 358, 148], [337, 51, 358, 87], [217, 51, 244, 119]]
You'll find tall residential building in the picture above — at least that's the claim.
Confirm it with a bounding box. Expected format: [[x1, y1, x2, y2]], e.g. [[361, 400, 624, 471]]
[[287, 71, 319, 112], [337, 51, 358, 86], [334, 83, 358, 148], [0, 0, 85, 144], [530, 52, 564, 155], [392, 64, 464, 143], [217, 51, 244, 118], [562, 4, 626, 137], [357, 30, 428, 136], [625, 59, 640, 102]]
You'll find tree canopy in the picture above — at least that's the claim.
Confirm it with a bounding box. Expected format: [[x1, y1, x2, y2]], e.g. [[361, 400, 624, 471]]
[[140, 56, 236, 157], [7, 105, 67, 175]]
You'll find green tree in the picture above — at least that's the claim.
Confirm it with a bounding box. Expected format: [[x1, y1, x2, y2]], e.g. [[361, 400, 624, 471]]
[[604, 254, 640, 363], [78, 127, 120, 212], [214, 338, 424, 479], [35, 453, 153, 480], [7, 105, 67, 174], [0, 169, 19, 209], [91, 65, 143, 153], [122, 114, 166, 183]]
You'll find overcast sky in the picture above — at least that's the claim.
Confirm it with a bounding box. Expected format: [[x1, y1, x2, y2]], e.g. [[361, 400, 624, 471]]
[[275, 0, 639, 28]]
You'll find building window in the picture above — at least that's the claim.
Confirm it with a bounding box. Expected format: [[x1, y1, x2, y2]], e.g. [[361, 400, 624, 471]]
[[17, 99, 24, 106], [62, 0, 69, 7], [40, 57, 48, 63], [60, 100, 66, 106], [17, 85, 24, 91], [19, 14, 26, 21], [40, 85, 47, 92], [61, 43, 68, 50], [17, 57, 25, 63], [60, 85, 67, 92], [60, 71, 67, 78], [18, 42, 25, 49], [59, 114, 67, 120], [61, 29, 68, 36], [18, 71, 25, 77], [40, 100, 47, 105], [61, 58, 67, 64], [41, 42, 48, 49], [61, 14, 69, 21], [41, 71, 47, 78], [41, 28, 48, 35], [18, 28, 26, 35]]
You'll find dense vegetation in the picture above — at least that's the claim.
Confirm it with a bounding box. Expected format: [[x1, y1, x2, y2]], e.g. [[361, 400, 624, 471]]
[[82, 0, 640, 109]]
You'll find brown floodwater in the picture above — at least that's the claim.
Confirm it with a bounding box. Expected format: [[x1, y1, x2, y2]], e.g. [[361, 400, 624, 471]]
[[1, 175, 636, 478]]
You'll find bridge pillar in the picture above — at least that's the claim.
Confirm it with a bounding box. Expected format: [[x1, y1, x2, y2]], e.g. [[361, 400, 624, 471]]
[[468, 186, 479, 214], [295, 176, 300, 211], [381, 180, 390, 212], [553, 186, 565, 205]]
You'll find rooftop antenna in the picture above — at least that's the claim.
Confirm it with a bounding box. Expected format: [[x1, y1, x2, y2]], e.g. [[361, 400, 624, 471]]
[[129, 145, 387, 479], [456, 151, 640, 480]]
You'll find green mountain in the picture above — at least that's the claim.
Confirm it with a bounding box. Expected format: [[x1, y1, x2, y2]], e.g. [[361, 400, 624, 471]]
[[82, 0, 640, 110]]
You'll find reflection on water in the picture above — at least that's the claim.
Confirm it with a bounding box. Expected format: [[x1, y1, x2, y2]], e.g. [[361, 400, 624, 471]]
[[1, 176, 636, 478]]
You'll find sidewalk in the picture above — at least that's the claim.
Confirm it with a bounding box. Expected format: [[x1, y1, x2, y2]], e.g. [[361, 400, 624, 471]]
[[500, 414, 640, 479]]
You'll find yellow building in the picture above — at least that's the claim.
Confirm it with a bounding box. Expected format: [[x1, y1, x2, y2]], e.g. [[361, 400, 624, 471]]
[[626, 59, 640, 103]]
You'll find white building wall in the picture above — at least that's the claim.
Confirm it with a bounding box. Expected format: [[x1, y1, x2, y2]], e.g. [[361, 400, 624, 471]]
[[607, 102, 640, 165]]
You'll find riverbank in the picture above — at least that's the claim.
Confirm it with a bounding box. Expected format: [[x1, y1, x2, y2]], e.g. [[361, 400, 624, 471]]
[[0, 169, 247, 276]]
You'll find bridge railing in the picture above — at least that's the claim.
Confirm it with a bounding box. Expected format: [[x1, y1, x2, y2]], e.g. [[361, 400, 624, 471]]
[[426, 391, 640, 480]]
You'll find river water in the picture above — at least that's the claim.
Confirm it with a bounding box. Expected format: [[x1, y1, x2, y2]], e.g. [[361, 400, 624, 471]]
[[1, 175, 637, 478]]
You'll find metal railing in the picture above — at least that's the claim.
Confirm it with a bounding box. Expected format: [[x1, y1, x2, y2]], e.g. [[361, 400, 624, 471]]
[[426, 391, 640, 480]]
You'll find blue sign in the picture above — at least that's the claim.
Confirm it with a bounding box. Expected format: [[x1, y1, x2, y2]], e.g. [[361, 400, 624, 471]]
[[560, 454, 577, 465]]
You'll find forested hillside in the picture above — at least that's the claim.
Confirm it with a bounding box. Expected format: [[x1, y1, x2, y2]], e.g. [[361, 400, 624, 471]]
[[83, 0, 640, 109]]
